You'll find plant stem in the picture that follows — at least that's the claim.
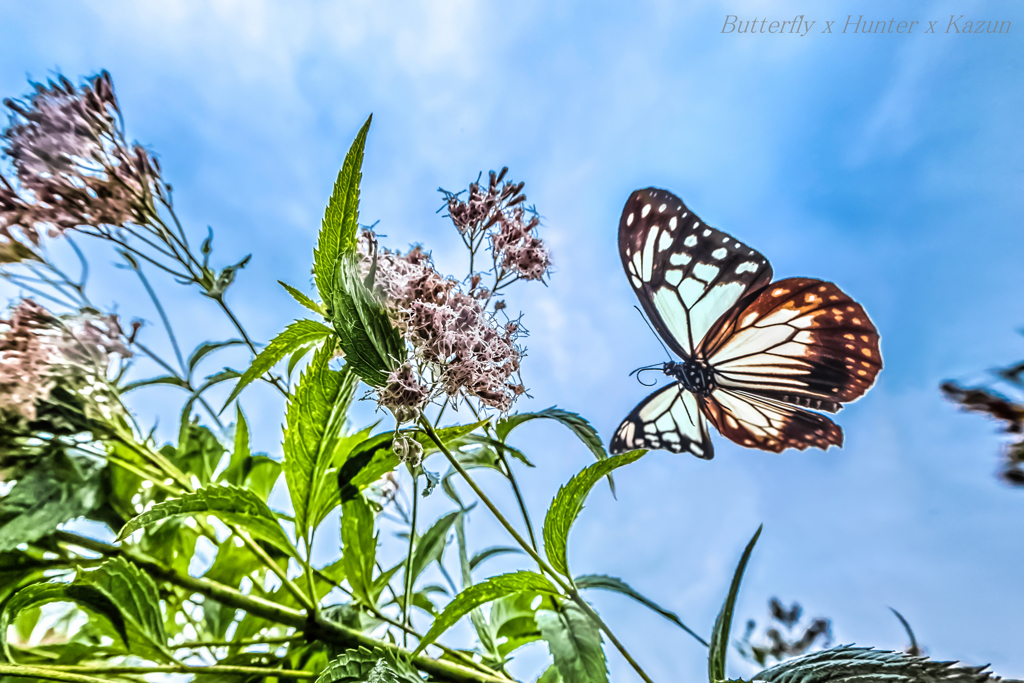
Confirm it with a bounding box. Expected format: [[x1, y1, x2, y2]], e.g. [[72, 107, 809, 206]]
[[403, 470, 420, 647], [417, 417, 656, 683], [174, 633, 304, 649], [52, 531, 511, 683], [26, 664, 317, 680], [211, 293, 289, 397], [231, 524, 315, 613]]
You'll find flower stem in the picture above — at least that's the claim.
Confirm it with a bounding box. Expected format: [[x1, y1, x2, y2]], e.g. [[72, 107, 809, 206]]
[[417, 417, 656, 683], [403, 470, 420, 647], [18, 664, 317, 680]]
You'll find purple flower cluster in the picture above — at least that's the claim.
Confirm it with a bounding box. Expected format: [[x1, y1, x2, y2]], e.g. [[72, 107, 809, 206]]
[[0, 298, 131, 423], [359, 235, 525, 415], [445, 168, 551, 282], [0, 72, 163, 253]]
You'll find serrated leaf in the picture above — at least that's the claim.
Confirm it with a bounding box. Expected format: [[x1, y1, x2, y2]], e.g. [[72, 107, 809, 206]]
[[490, 591, 545, 658], [538, 665, 564, 683], [180, 369, 242, 441], [0, 452, 104, 553], [496, 407, 612, 492], [280, 280, 327, 316], [330, 255, 404, 387], [709, 525, 762, 683], [316, 646, 381, 683], [188, 339, 245, 374], [284, 343, 358, 539], [116, 484, 296, 557], [0, 557, 171, 662], [341, 493, 378, 605], [222, 319, 335, 408], [574, 574, 707, 647], [314, 115, 371, 305], [537, 601, 608, 683], [542, 449, 646, 578], [338, 422, 488, 503], [753, 646, 1007, 683], [413, 571, 559, 655]]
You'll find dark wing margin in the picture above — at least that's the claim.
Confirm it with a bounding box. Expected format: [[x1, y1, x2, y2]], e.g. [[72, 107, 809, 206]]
[[700, 389, 844, 453], [618, 188, 773, 357], [699, 277, 882, 410], [610, 383, 714, 459]]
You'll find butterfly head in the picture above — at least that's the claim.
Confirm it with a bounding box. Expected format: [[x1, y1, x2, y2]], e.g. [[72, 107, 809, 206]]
[[664, 359, 716, 396]]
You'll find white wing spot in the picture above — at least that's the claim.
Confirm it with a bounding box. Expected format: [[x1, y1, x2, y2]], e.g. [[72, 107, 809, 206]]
[[641, 228, 659, 282], [669, 252, 692, 266], [692, 221, 700, 230], [678, 278, 705, 307], [626, 213, 634, 226], [631, 275, 643, 289], [658, 203, 667, 212], [632, 251, 643, 278], [692, 262, 720, 282], [736, 261, 758, 274], [691, 443, 704, 456], [665, 269, 683, 286], [669, 217, 678, 230], [641, 204, 652, 218], [684, 235, 698, 247], [658, 232, 673, 252], [712, 247, 728, 260], [703, 229, 711, 237]]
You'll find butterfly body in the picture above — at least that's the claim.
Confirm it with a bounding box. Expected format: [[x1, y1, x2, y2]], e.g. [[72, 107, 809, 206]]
[[611, 188, 882, 458], [663, 359, 716, 395]]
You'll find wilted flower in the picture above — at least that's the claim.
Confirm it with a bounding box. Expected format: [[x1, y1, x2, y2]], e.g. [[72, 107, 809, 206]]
[[378, 363, 430, 422], [0, 71, 163, 247], [0, 298, 130, 424]]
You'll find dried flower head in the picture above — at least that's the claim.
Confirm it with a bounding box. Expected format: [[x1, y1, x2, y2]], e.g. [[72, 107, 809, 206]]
[[0, 298, 131, 424], [0, 71, 164, 246], [378, 363, 430, 422], [392, 433, 424, 466]]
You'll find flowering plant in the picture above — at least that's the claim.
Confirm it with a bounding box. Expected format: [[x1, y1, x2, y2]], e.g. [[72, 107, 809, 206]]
[[0, 72, 1010, 683]]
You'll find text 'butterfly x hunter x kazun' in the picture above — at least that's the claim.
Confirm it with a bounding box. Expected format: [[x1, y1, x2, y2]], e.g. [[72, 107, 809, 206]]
[[609, 188, 882, 459]]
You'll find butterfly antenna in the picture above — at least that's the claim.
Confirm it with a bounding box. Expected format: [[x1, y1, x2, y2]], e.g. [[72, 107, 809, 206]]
[[633, 305, 672, 359], [629, 363, 663, 387]]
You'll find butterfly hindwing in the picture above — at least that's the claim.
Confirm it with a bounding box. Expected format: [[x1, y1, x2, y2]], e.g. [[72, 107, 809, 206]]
[[698, 277, 882, 410], [619, 188, 773, 357], [610, 383, 714, 459], [699, 389, 843, 453]]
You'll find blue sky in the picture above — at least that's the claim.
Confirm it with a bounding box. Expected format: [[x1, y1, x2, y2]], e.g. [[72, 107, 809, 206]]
[[2, 0, 1023, 680]]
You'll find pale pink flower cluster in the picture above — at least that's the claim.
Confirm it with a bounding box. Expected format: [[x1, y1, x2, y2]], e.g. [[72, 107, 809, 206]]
[[0, 71, 162, 252], [0, 299, 130, 423], [359, 235, 525, 415], [445, 168, 552, 282]]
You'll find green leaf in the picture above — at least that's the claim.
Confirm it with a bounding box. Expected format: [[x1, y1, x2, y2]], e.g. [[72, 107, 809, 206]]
[[315, 115, 371, 305], [490, 591, 545, 658], [119, 374, 189, 394], [330, 255, 404, 387], [470, 546, 523, 571], [709, 525, 762, 683], [222, 319, 335, 408], [340, 493, 378, 604], [180, 369, 242, 440], [0, 452, 104, 553], [542, 449, 646, 578], [408, 510, 459, 588], [187, 339, 245, 374], [496, 407, 611, 490], [537, 601, 608, 683], [413, 571, 559, 655], [574, 574, 707, 647], [280, 280, 327, 316], [315, 646, 380, 683], [116, 484, 296, 558], [754, 646, 1004, 683], [171, 420, 227, 485], [338, 422, 488, 502], [284, 343, 358, 540], [538, 665, 564, 683], [0, 557, 171, 662]]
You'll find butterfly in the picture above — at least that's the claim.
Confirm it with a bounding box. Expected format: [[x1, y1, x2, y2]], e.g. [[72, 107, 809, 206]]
[[609, 188, 882, 458]]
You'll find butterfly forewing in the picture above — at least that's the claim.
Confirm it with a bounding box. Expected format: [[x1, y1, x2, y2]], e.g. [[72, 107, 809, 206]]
[[698, 277, 882, 410], [610, 383, 714, 459], [619, 189, 773, 356], [699, 389, 843, 453]]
